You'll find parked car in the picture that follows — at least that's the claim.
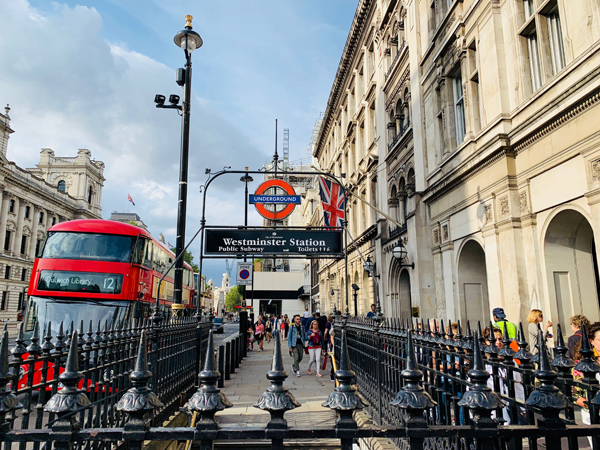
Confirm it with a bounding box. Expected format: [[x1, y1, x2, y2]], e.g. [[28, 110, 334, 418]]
[[212, 317, 224, 334]]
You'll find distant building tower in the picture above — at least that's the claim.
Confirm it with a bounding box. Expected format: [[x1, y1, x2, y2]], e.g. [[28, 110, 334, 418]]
[[30, 148, 105, 217]]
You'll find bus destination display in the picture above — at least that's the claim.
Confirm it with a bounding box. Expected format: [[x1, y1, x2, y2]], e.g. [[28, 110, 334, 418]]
[[37, 271, 123, 294]]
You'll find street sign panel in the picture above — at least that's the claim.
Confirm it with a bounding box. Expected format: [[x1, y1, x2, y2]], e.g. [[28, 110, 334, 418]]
[[204, 228, 344, 256], [236, 262, 253, 286]]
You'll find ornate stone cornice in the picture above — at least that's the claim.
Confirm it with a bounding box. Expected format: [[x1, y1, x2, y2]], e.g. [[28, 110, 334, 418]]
[[314, 0, 375, 159]]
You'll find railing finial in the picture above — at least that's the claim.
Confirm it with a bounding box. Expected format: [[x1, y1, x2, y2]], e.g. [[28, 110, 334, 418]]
[[255, 328, 299, 429], [458, 330, 503, 426], [323, 326, 363, 431], [391, 331, 436, 428], [526, 329, 568, 426], [0, 328, 22, 428], [44, 331, 91, 430]]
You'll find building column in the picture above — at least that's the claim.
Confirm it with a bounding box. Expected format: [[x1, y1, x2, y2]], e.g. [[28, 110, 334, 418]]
[[398, 193, 407, 225], [10, 198, 22, 255], [29, 206, 40, 259], [495, 215, 530, 324], [0, 191, 8, 252], [440, 240, 456, 320], [586, 188, 600, 274]]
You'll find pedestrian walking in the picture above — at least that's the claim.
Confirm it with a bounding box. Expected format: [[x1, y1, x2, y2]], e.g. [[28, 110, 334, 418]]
[[247, 319, 255, 351], [284, 314, 290, 339], [492, 307, 517, 339], [527, 309, 552, 354], [265, 317, 272, 343], [279, 315, 286, 340], [306, 320, 323, 377], [568, 314, 590, 359], [305, 311, 317, 332], [255, 317, 265, 351], [288, 314, 306, 377], [572, 322, 600, 448]]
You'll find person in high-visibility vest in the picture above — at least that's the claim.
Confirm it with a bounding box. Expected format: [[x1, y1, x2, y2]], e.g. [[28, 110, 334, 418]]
[[493, 307, 518, 340]]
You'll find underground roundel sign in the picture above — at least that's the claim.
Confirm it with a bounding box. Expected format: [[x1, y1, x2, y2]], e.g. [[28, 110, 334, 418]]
[[249, 179, 301, 221]]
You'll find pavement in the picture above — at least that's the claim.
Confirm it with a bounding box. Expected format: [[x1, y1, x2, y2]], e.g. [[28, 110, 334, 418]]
[[214, 332, 341, 444]]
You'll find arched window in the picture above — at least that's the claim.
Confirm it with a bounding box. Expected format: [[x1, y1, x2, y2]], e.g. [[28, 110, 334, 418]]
[[88, 186, 93, 204], [57, 180, 66, 192]]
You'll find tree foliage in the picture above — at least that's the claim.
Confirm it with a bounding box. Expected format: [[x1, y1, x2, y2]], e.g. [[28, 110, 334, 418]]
[[225, 285, 244, 311], [170, 247, 199, 272]]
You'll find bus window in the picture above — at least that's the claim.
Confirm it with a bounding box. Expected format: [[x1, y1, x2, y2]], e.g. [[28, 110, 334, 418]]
[[133, 237, 146, 265], [145, 241, 153, 268], [42, 232, 135, 263]]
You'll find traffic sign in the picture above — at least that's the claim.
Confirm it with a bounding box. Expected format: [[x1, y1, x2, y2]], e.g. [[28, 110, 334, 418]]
[[236, 262, 253, 286], [251, 179, 298, 220]]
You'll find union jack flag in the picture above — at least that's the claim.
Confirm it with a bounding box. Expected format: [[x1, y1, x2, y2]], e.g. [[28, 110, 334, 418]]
[[319, 176, 346, 228]]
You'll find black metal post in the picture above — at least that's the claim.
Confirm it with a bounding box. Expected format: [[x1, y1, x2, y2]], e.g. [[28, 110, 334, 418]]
[[173, 52, 192, 314]]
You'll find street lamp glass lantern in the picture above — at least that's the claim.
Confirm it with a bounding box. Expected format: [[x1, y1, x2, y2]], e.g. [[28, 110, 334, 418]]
[[363, 256, 374, 273], [392, 244, 408, 261], [174, 16, 203, 55]]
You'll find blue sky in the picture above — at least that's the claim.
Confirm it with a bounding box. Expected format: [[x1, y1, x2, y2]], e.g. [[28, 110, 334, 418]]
[[0, 0, 356, 285]]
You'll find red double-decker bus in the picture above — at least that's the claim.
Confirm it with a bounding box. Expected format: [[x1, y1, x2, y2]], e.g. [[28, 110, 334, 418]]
[[24, 219, 195, 336]]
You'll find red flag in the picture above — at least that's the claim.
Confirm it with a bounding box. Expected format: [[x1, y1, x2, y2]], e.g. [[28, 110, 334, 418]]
[[127, 194, 135, 206]]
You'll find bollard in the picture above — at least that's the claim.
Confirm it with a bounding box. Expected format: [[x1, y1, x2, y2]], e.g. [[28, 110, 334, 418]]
[[235, 335, 240, 368], [225, 341, 231, 381], [218, 344, 225, 388], [232, 337, 237, 373]]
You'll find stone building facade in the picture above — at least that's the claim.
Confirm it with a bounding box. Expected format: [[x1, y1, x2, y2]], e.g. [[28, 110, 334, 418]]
[[412, 0, 600, 325], [0, 105, 104, 326], [312, 0, 380, 317], [313, 0, 600, 327]]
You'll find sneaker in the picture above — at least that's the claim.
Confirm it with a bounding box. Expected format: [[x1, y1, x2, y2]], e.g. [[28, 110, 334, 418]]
[[296, 371, 301, 377]]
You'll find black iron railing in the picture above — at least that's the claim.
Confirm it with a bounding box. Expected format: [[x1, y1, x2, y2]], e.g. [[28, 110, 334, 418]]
[[1, 312, 600, 450]]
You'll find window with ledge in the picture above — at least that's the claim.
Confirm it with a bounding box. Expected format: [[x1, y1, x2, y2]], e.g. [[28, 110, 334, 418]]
[[5, 266, 10, 279], [468, 41, 482, 131], [527, 31, 543, 91], [1, 292, 7, 311], [35, 239, 42, 257], [20, 235, 27, 255], [39, 211, 44, 224], [545, 6, 565, 75], [52, 217, 56, 226], [4, 231, 10, 252], [523, 0, 535, 19], [21, 268, 26, 281], [452, 72, 466, 145], [368, 43, 375, 79], [25, 206, 30, 219], [8, 200, 14, 214], [57, 180, 66, 192]]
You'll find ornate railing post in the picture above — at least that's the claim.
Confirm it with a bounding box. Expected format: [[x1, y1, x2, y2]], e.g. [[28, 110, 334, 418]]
[[44, 331, 91, 450], [323, 324, 363, 450], [391, 331, 436, 450], [458, 330, 503, 450], [255, 329, 299, 450], [116, 330, 164, 450], [187, 330, 232, 450], [0, 327, 22, 436], [525, 330, 570, 450]]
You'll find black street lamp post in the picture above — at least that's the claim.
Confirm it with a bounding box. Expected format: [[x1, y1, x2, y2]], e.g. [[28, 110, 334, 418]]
[[155, 15, 203, 316], [240, 168, 254, 323]]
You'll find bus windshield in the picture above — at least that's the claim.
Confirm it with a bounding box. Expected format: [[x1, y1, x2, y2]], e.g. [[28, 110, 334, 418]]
[[25, 296, 132, 335], [42, 232, 135, 263]]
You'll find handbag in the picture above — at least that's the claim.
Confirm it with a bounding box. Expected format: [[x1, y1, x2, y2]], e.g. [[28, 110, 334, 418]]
[[321, 354, 328, 371], [304, 346, 309, 355]]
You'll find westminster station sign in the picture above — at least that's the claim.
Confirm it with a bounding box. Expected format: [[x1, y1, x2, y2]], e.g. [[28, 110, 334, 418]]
[[204, 228, 343, 256]]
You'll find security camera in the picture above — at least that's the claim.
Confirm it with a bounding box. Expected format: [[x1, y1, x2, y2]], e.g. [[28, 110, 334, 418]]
[[169, 94, 180, 105], [154, 94, 166, 106]]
